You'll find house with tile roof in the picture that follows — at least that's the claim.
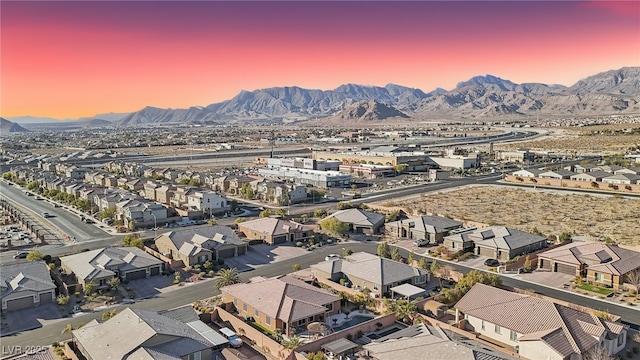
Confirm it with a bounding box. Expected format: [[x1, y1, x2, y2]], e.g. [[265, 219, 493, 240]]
[[537, 241, 640, 290], [237, 217, 314, 245], [454, 283, 627, 360], [386, 215, 463, 244], [322, 208, 385, 235], [221, 275, 340, 336], [60, 247, 163, 287], [154, 226, 247, 267], [311, 252, 429, 297], [444, 226, 547, 262], [72, 307, 222, 360], [362, 323, 515, 360], [0, 261, 56, 312]]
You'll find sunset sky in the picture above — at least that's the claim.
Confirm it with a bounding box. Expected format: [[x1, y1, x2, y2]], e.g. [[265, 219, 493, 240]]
[[2, 1, 639, 119]]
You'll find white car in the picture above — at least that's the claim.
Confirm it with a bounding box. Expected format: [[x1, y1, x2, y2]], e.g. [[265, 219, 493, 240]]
[[325, 254, 341, 261]]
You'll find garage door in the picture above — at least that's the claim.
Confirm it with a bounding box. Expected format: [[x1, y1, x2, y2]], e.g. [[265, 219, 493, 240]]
[[555, 263, 576, 275], [150, 267, 160, 276], [237, 246, 246, 256], [218, 248, 236, 259], [539, 259, 552, 270], [272, 236, 286, 244], [478, 247, 496, 258], [6, 296, 34, 311], [39, 292, 53, 304], [125, 269, 147, 281]]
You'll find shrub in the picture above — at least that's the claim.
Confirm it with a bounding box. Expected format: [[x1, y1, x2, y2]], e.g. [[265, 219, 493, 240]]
[[296, 242, 303, 247], [52, 342, 59, 348], [339, 278, 347, 286], [208, 270, 215, 277], [57, 295, 70, 305], [292, 264, 301, 271], [198, 272, 206, 278]]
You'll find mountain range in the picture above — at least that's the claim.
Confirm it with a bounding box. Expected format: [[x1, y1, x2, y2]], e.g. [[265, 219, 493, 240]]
[[6, 67, 640, 128], [0, 118, 28, 133]]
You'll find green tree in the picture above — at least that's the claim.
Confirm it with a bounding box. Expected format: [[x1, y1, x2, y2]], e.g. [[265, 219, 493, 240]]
[[336, 202, 352, 210], [292, 263, 301, 271], [97, 208, 116, 220], [391, 247, 401, 261], [430, 260, 440, 274], [455, 270, 501, 294], [393, 164, 408, 174], [306, 351, 326, 360], [123, 235, 144, 249], [26, 251, 44, 261], [26, 181, 38, 191], [108, 277, 121, 290], [259, 209, 275, 218], [189, 179, 201, 186], [558, 232, 572, 242], [229, 199, 239, 212], [2, 172, 12, 180], [522, 255, 533, 273], [319, 217, 349, 234], [234, 217, 246, 224], [102, 309, 117, 321], [385, 210, 400, 223], [384, 299, 417, 324], [343, 248, 353, 257], [203, 260, 215, 271], [313, 209, 327, 218], [214, 268, 241, 291], [377, 242, 391, 259], [408, 251, 415, 264], [61, 324, 74, 335], [57, 295, 70, 305], [282, 336, 302, 350], [240, 183, 254, 199], [418, 257, 429, 270], [83, 280, 97, 296]]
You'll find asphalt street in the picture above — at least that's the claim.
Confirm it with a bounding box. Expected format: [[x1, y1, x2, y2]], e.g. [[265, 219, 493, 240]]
[[0, 181, 118, 263]]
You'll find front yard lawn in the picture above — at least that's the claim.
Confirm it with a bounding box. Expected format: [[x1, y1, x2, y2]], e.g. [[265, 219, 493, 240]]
[[579, 284, 613, 296]]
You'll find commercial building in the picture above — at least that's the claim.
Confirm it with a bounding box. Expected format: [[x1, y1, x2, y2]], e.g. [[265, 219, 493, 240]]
[[257, 166, 351, 188]]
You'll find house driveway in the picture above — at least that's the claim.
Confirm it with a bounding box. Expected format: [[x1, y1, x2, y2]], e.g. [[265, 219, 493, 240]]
[[516, 270, 574, 289], [1, 303, 62, 336], [224, 243, 309, 272], [126, 274, 178, 299]]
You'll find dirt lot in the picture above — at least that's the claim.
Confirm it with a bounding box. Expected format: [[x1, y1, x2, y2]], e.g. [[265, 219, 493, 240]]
[[375, 185, 640, 249], [495, 126, 640, 154]]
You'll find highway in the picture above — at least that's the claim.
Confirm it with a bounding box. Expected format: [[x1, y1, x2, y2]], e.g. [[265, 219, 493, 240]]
[[1, 242, 637, 352]]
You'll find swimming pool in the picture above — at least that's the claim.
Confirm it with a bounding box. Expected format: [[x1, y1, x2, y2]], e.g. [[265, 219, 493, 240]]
[[331, 315, 373, 331]]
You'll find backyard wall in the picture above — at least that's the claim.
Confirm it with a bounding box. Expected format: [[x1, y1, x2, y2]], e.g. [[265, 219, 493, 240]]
[[211, 306, 290, 360], [505, 175, 640, 194], [294, 313, 397, 354]]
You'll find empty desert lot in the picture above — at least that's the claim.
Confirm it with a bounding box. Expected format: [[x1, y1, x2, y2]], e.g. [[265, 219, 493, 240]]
[[376, 185, 640, 249]]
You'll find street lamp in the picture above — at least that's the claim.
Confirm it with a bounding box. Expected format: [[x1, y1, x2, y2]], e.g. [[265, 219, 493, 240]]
[[150, 213, 157, 239]]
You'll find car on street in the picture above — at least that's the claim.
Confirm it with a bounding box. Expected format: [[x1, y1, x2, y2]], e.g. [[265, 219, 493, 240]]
[[13, 251, 28, 259], [324, 254, 341, 261], [484, 258, 500, 267], [83, 218, 95, 224], [41, 212, 52, 218]]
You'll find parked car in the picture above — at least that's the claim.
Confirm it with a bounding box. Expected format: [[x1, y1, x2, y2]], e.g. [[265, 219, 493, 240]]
[[324, 254, 341, 261], [13, 251, 28, 259], [413, 238, 429, 247], [484, 258, 500, 267], [219, 327, 243, 348]]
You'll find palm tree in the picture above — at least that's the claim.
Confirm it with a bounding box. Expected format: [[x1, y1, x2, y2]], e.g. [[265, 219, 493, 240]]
[[394, 299, 418, 324], [214, 268, 241, 291], [282, 335, 302, 350]]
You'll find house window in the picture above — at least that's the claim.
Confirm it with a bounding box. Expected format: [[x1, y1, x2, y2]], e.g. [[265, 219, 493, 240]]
[[325, 303, 333, 312], [481, 320, 485, 330], [255, 309, 259, 317], [618, 334, 625, 346], [495, 325, 501, 334], [187, 352, 201, 360], [373, 284, 379, 290], [596, 273, 604, 281], [265, 316, 271, 325], [510, 330, 517, 341], [243, 303, 248, 312], [298, 319, 306, 326], [452, 242, 457, 249]]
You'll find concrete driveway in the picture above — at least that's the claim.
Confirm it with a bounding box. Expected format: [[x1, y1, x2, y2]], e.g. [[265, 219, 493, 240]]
[[126, 274, 177, 299], [1, 303, 62, 337]]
